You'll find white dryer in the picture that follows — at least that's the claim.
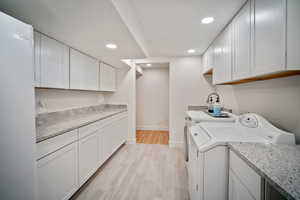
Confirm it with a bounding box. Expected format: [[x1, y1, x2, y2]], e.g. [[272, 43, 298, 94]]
[[188, 113, 295, 200]]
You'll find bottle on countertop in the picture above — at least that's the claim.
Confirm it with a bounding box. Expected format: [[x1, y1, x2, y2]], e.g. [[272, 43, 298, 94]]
[[208, 96, 214, 113], [213, 97, 221, 116]]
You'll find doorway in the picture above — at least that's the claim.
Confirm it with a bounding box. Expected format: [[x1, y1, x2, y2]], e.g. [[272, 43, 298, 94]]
[[136, 63, 169, 145]]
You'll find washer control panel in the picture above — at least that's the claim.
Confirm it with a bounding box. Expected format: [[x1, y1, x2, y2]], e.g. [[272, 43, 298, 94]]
[[239, 114, 259, 128]]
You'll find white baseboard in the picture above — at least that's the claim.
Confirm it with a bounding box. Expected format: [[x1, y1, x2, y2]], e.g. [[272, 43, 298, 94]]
[[137, 125, 169, 131], [126, 139, 136, 144], [169, 141, 184, 149]]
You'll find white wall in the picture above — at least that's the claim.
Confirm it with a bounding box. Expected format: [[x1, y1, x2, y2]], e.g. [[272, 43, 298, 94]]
[[217, 75, 300, 144], [169, 57, 214, 147], [35, 89, 105, 114], [136, 67, 169, 131], [105, 64, 136, 144]]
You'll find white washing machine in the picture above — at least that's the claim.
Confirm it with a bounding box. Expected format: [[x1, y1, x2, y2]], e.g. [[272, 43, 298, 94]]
[[184, 110, 236, 162], [188, 113, 295, 200]]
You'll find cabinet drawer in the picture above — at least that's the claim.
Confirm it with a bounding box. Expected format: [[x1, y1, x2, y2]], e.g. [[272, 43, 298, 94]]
[[78, 121, 101, 139], [37, 129, 78, 160], [229, 150, 261, 200]]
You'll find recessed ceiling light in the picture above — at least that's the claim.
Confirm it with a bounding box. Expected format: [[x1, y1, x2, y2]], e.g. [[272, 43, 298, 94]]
[[201, 17, 214, 24], [188, 49, 196, 54], [106, 43, 118, 49], [146, 64, 152, 67]]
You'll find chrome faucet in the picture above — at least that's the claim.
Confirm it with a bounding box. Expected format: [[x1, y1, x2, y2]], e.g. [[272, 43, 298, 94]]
[[206, 92, 220, 104]]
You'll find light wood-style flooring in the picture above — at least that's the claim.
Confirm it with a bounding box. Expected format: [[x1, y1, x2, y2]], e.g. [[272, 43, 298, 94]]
[[72, 144, 189, 200], [136, 130, 169, 145]]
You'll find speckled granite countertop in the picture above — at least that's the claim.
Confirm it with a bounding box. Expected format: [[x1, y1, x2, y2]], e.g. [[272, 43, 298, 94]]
[[229, 142, 300, 200], [36, 104, 127, 143]]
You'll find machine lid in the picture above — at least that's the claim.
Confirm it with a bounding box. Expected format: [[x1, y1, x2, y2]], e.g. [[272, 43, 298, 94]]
[[186, 110, 236, 123], [199, 113, 295, 145]]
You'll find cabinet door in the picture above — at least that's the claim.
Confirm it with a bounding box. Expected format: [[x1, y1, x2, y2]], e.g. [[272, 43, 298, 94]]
[[207, 46, 214, 72], [120, 116, 128, 144], [287, 0, 300, 70], [70, 49, 99, 91], [113, 116, 128, 150], [203, 147, 228, 200], [40, 34, 69, 89], [34, 31, 41, 87], [213, 37, 224, 84], [253, 0, 286, 75], [97, 129, 104, 166], [202, 50, 208, 73], [37, 142, 78, 200], [233, 0, 252, 80], [229, 169, 256, 200], [223, 24, 233, 82], [102, 123, 113, 161], [99, 63, 116, 91], [78, 132, 99, 186], [213, 25, 233, 84]]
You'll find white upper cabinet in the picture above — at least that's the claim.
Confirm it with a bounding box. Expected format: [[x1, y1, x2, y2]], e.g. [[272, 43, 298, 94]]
[[253, 0, 286, 75], [207, 0, 300, 85], [202, 50, 208, 73], [223, 24, 233, 82], [70, 49, 99, 91], [34, 31, 41, 87], [99, 63, 116, 92], [213, 37, 224, 84], [34, 32, 70, 89], [213, 24, 233, 85], [202, 46, 214, 74], [287, 0, 300, 70], [232, 0, 252, 80]]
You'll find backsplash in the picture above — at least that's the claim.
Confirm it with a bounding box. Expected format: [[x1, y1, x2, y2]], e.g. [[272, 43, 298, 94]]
[[217, 75, 300, 144], [35, 88, 106, 114]]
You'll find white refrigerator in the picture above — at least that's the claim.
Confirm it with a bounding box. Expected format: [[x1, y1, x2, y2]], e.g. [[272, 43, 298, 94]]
[[0, 12, 36, 200]]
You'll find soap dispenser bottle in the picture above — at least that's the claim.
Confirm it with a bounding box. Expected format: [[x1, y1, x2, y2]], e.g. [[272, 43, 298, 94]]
[[208, 96, 214, 113], [213, 97, 221, 116]]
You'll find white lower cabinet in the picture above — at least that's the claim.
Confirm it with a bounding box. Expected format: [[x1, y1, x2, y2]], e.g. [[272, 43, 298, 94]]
[[102, 123, 113, 161], [78, 132, 99, 186], [229, 150, 261, 200], [37, 112, 128, 200], [97, 129, 104, 166], [37, 142, 78, 200], [229, 169, 256, 200]]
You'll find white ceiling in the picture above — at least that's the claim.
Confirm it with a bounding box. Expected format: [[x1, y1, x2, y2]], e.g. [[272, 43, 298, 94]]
[[0, 0, 246, 66], [0, 0, 145, 68], [120, 0, 247, 57]]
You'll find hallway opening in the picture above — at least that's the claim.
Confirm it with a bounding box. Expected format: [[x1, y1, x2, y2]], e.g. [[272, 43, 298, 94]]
[[136, 63, 170, 145]]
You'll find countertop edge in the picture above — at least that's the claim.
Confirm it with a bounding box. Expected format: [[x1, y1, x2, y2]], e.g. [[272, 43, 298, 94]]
[[36, 109, 127, 143], [228, 143, 296, 200]]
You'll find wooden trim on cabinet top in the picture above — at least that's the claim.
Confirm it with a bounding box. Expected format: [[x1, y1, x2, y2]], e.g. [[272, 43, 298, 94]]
[[203, 68, 213, 75], [218, 70, 300, 85]]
